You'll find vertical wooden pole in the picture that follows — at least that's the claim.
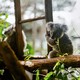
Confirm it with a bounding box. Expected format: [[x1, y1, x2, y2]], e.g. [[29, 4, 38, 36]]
[[14, 0, 24, 59], [45, 0, 53, 54]]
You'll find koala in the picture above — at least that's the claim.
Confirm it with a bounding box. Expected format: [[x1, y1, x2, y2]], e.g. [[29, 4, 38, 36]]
[[2, 25, 27, 59], [46, 22, 73, 58]]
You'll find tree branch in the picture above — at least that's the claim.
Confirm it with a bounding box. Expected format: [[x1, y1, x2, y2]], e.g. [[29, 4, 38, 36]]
[[20, 55, 80, 72], [0, 41, 30, 80]]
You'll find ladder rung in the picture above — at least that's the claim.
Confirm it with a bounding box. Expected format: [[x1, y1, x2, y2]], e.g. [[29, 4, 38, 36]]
[[19, 16, 45, 24]]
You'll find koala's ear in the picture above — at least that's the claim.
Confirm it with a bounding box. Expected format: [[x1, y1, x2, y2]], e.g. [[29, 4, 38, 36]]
[[46, 22, 54, 31], [61, 24, 68, 32]]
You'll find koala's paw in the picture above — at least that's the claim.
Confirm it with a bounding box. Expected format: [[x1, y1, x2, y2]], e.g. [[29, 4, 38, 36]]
[[59, 53, 69, 57]]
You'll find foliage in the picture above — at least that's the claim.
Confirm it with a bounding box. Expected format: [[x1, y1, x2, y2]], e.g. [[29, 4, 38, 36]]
[[35, 61, 80, 80], [36, 69, 40, 80], [0, 69, 4, 75], [44, 72, 54, 80], [43, 61, 80, 80], [26, 43, 34, 55], [24, 43, 34, 60], [0, 13, 10, 40], [0, 13, 10, 76]]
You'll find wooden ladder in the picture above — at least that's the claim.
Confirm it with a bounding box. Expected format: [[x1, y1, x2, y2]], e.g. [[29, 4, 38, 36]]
[[14, 0, 53, 59]]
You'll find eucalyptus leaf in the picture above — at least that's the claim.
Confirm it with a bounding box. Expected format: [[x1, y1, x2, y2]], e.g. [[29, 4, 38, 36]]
[[44, 72, 54, 80], [36, 69, 40, 80]]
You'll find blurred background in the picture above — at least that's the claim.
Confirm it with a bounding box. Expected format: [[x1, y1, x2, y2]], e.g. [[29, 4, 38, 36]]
[[0, 0, 80, 56]]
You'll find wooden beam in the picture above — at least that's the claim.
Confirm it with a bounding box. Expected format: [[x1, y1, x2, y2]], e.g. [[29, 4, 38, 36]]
[[20, 55, 80, 72], [14, 0, 24, 59], [19, 16, 45, 23], [45, 0, 53, 22], [0, 41, 30, 80], [44, 0, 53, 54]]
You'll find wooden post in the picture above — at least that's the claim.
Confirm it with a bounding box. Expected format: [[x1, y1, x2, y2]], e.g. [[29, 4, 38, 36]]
[[45, 0, 53, 53], [14, 0, 24, 59]]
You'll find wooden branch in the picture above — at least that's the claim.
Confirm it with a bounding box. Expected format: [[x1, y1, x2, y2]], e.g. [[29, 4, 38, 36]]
[[45, 0, 53, 53], [45, 0, 53, 22], [20, 55, 80, 72], [19, 16, 45, 23], [0, 41, 30, 80], [14, 0, 24, 59]]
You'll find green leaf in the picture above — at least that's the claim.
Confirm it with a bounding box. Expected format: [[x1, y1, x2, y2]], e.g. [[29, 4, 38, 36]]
[[36, 69, 40, 80], [53, 61, 60, 70], [78, 77, 80, 80], [61, 63, 64, 69], [0, 13, 10, 40], [44, 72, 54, 80], [0, 69, 4, 75], [26, 43, 34, 55], [5, 13, 8, 19]]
